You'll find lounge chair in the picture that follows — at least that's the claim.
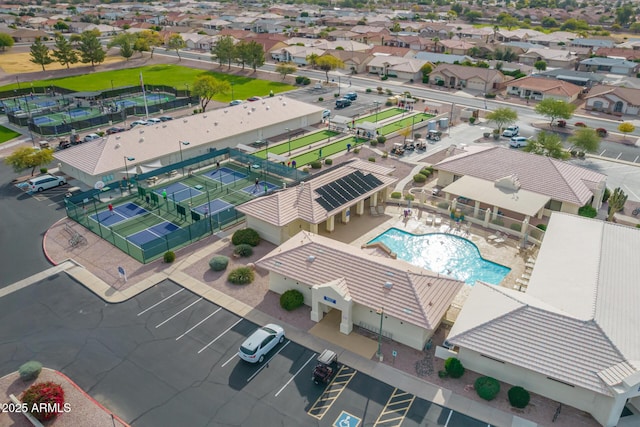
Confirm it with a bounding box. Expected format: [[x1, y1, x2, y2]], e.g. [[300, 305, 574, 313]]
[[370, 206, 379, 216], [487, 234, 498, 241], [527, 257, 537, 263], [493, 237, 506, 244], [521, 273, 531, 280], [425, 215, 433, 226], [377, 205, 385, 215], [434, 216, 442, 226], [516, 278, 529, 286], [525, 262, 536, 268]]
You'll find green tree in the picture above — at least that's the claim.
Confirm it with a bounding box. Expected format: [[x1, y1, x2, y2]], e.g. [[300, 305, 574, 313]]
[[245, 40, 265, 72], [618, 121, 635, 140], [74, 30, 105, 66], [51, 33, 78, 69], [211, 35, 236, 69], [108, 33, 136, 60], [134, 30, 163, 59], [0, 32, 14, 52], [306, 53, 320, 68], [464, 10, 483, 23], [523, 131, 569, 159], [607, 187, 627, 222], [568, 128, 600, 153], [485, 107, 517, 132], [53, 21, 69, 31], [501, 16, 519, 30], [167, 33, 186, 61], [615, 4, 635, 26], [192, 75, 230, 112], [275, 62, 296, 80], [234, 40, 250, 70], [534, 98, 576, 126], [4, 147, 54, 176], [316, 55, 345, 82], [29, 37, 53, 71], [534, 60, 547, 71]]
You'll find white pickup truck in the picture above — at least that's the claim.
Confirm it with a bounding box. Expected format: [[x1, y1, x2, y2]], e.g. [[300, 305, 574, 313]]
[[502, 125, 520, 137]]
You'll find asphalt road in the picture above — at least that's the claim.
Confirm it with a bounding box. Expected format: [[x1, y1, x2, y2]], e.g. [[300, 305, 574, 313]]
[[0, 162, 66, 287], [0, 276, 491, 427]]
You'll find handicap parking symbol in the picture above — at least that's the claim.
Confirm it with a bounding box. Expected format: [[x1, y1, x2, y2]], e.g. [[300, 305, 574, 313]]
[[334, 411, 361, 427]]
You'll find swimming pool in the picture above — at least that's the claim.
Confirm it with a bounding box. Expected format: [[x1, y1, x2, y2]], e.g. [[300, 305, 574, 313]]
[[367, 228, 510, 285]]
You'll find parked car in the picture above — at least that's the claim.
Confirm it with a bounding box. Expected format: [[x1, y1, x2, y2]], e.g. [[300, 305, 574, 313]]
[[502, 125, 519, 137], [28, 174, 66, 192], [83, 133, 100, 142], [509, 136, 529, 148], [158, 116, 173, 122], [229, 100, 244, 106], [322, 109, 331, 119], [343, 92, 357, 101], [146, 118, 162, 124], [106, 127, 125, 135], [247, 96, 261, 102], [238, 324, 285, 364], [130, 120, 147, 128], [335, 98, 351, 109]]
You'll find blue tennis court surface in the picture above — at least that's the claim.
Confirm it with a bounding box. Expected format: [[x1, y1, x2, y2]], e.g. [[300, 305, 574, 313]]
[[127, 221, 180, 247], [202, 167, 247, 184], [36, 100, 57, 107], [192, 198, 233, 216], [147, 94, 167, 101], [89, 202, 148, 227], [69, 109, 90, 118], [115, 100, 137, 108], [33, 116, 54, 125], [241, 181, 279, 195], [154, 182, 202, 203]]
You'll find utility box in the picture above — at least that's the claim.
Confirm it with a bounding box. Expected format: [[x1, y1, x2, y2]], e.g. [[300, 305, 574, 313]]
[[427, 120, 437, 131], [439, 118, 449, 129]]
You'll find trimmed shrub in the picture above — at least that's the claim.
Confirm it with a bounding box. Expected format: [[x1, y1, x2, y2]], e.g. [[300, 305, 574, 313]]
[[40, 168, 48, 174], [280, 289, 304, 311], [578, 205, 597, 218], [602, 187, 611, 203], [209, 255, 230, 271], [390, 191, 402, 199], [508, 386, 531, 408], [19, 361, 42, 381], [334, 93, 340, 98], [368, 157, 376, 162], [413, 174, 427, 183], [485, 93, 496, 99], [21, 381, 65, 421], [377, 135, 386, 144], [404, 193, 415, 201], [438, 370, 448, 378], [469, 117, 476, 124], [475, 376, 500, 401], [318, 97, 324, 102], [232, 228, 261, 246], [536, 224, 547, 231], [310, 160, 322, 169], [413, 133, 422, 139], [353, 148, 360, 154], [510, 223, 522, 232], [228, 266, 254, 285], [382, 151, 388, 158], [234, 244, 253, 257], [366, 88, 372, 93], [369, 139, 378, 147], [491, 218, 505, 226], [324, 158, 333, 165], [385, 88, 393, 95], [385, 101, 393, 107], [295, 76, 304, 84], [302, 77, 311, 85], [163, 251, 175, 263], [444, 357, 465, 378]]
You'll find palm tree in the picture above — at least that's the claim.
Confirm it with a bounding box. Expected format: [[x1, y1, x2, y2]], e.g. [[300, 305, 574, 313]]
[[432, 37, 440, 53]]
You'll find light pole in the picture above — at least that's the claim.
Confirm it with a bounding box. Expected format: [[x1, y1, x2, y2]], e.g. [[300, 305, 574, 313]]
[[285, 127, 291, 155], [123, 156, 135, 188], [16, 76, 21, 91], [111, 79, 114, 91], [411, 114, 416, 139], [376, 307, 385, 361], [185, 83, 189, 96], [178, 141, 190, 175], [374, 101, 381, 123], [231, 82, 234, 100]]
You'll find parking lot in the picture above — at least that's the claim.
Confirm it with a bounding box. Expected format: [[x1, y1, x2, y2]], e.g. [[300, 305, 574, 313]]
[[0, 275, 492, 427]]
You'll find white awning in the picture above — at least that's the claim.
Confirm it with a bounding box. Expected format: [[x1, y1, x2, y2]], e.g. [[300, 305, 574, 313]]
[[138, 159, 163, 173], [268, 152, 289, 162], [237, 143, 257, 153], [442, 175, 550, 217]]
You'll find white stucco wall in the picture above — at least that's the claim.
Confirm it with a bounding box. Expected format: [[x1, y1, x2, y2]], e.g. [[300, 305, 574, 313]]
[[269, 272, 313, 304], [245, 216, 286, 245]]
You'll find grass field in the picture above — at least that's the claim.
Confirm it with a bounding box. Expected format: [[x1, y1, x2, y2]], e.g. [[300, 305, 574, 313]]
[[0, 125, 20, 144], [0, 65, 296, 103], [355, 107, 405, 124], [253, 130, 339, 158]]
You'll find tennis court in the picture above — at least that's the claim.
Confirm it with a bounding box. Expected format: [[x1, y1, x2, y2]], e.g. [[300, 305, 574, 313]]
[[202, 167, 248, 184], [90, 202, 148, 227], [127, 221, 180, 247], [241, 181, 279, 195], [155, 182, 202, 203], [191, 198, 234, 216], [115, 93, 175, 109]]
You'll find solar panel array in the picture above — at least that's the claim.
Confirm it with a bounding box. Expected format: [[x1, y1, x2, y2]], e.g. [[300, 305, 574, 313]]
[[315, 170, 384, 211]]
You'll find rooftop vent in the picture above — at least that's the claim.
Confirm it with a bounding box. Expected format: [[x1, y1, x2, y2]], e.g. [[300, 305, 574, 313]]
[[266, 106, 270, 110], [139, 138, 144, 143], [139, 129, 144, 134], [403, 308, 413, 314], [384, 281, 393, 289], [307, 255, 315, 262], [203, 115, 207, 119], [385, 271, 394, 277], [115, 143, 121, 148], [183, 119, 188, 122]]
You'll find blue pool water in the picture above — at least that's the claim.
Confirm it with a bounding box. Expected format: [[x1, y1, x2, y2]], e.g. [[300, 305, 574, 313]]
[[368, 228, 510, 285]]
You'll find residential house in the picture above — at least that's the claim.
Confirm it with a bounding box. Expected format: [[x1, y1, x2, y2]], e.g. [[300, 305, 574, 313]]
[[413, 52, 474, 65], [429, 64, 505, 93], [366, 55, 429, 81], [270, 45, 325, 65], [324, 49, 373, 75], [369, 45, 415, 58], [255, 230, 464, 351], [440, 213, 640, 427], [9, 28, 49, 42], [537, 69, 606, 87], [505, 76, 582, 103], [518, 48, 578, 69], [570, 38, 616, 50], [578, 57, 640, 77], [593, 47, 640, 62], [438, 39, 476, 55], [584, 85, 640, 116], [527, 31, 577, 47], [495, 28, 544, 43]]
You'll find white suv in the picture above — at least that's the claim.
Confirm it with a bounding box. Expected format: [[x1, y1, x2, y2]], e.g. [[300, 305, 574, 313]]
[[502, 125, 519, 137], [238, 324, 285, 363], [510, 136, 529, 148], [28, 174, 66, 192]]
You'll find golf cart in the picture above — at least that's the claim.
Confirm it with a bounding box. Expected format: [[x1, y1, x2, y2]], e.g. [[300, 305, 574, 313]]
[[312, 349, 339, 385], [427, 130, 442, 142], [391, 142, 405, 155], [414, 139, 427, 151], [403, 139, 416, 151]]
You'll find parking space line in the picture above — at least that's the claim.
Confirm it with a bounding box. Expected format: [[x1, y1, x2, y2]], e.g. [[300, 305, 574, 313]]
[[307, 365, 357, 420], [197, 318, 243, 354], [444, 409, 453, 426], [221, 353, 237, 367], [274, 352, 316, 397], [176, 308, 221, 341], [373, 388, 415, 427], [246, 340, 290, 383], [155, 297, 202, 328], [137, 288, 184, 316]]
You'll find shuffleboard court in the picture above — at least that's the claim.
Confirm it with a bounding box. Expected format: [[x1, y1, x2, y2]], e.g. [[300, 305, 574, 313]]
[[90, 202, 148, 227], [192, 199, 233, 216], [154, 182, 202, 203], [241, 181, 279, 195], [127, 221, 180, 247]]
